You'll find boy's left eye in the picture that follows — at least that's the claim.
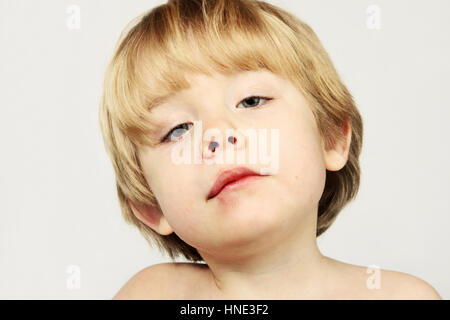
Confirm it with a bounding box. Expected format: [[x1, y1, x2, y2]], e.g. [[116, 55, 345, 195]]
[[237, 95, 273, 109]]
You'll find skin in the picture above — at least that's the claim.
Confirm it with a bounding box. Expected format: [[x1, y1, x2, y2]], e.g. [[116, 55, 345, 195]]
[[122, 69, 442, 300]]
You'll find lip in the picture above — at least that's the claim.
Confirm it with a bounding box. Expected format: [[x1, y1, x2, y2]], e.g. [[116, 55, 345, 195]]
[[207, 167, 266, 200]]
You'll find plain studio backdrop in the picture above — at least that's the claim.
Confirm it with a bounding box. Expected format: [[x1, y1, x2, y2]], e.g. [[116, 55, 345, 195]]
[[0, 0, 449, 299]]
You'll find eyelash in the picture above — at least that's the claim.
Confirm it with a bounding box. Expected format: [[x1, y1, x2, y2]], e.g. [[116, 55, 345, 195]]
[[160, 95, 274, 143]]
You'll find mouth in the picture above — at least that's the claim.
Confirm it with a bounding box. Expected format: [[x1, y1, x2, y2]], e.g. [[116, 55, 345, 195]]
[[207, 167, 268, 200]]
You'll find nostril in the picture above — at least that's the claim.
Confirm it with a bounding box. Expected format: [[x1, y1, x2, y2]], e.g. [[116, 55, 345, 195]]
[[228, 136, 237, 144], [209, 141, 219, 152]]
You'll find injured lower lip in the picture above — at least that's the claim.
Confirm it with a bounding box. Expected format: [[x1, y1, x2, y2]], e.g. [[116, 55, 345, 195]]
[[208, 175, 264, 200]]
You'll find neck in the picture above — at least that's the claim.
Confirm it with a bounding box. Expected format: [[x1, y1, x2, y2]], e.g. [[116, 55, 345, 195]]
[[197, 213, 330, 299]]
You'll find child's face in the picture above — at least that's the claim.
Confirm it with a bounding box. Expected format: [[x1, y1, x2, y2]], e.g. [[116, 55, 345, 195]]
[[132, 69, 349, 256]]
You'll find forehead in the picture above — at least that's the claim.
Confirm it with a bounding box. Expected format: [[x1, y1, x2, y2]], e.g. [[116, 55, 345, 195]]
[[184, 68, 280, 87]]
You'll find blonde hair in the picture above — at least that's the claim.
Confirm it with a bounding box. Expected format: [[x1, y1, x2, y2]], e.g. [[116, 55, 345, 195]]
[[98, 0, 364, 262]]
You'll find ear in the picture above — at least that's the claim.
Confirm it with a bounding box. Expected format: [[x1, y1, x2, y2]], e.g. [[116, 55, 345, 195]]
[[322, 119, 352, 171], [128, 200, 174, 236]]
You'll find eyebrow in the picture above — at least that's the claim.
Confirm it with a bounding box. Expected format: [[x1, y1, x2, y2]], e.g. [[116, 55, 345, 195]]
[[148, 74, 276, 112], [148, 93, 178, 112]]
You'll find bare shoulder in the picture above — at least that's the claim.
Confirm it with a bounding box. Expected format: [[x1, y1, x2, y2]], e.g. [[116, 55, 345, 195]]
[[113, 262, 185, 300], [325, 258, 442, 300], [376, 268, 442, 300]]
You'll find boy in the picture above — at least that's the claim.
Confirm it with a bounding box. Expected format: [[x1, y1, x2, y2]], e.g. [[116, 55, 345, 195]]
[[99, 0, 441, 299]]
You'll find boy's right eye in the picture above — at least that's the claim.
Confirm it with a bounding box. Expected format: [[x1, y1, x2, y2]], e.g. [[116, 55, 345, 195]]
[[161, 123, 193, 143]]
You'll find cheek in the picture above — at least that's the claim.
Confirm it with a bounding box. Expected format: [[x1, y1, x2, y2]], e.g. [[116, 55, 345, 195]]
[[159, 186, 207, 247], [142, 147, 206, 236], [278, 114, 326, 206], [151, 166, 200, 230]]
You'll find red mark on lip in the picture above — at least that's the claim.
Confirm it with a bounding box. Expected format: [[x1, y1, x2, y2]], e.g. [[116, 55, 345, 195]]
[[207, 167, 268, 200], [219, 175, 261, 195]]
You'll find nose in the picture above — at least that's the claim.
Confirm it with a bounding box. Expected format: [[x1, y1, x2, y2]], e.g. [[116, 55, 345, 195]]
[[201, 117, 246, 161]]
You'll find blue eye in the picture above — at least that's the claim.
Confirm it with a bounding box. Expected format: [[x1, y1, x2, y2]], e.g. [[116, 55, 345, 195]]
[[161, 123, 193, 143], [160, 95, 273, 143], [237, 95, 273, 109]]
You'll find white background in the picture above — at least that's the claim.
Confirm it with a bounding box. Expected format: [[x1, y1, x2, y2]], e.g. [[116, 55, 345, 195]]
[[0, 0, 449, 299]]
